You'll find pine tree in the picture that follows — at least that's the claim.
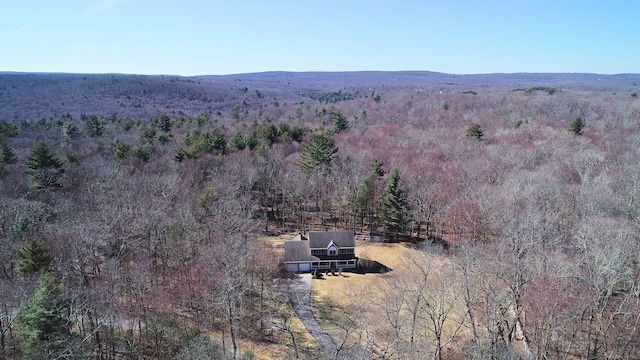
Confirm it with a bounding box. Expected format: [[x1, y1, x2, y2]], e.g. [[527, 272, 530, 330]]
[[568, 117, 584, 135], [16, 236, 54, 275], [369, 157, 385, 177], [465, 123, 484, 141], [83, 115, 105, 137], [0, 120, 20, 138], [131, 144, 152, 162], [204, 129, 226, 154], [288, 125, 309, 143], [351, 158, 386, 230], [61, 121, 80, 142], [351, 176, 373, 228], [151, 113, 173, 132], [18, 273, 69, 357], [111, 139, 132, 160], [297, 133, 338, 171], [0, 139, 17, 164], [229, 131, 246, 150], [330, 106, 349, 133], [25, 141, 65, 189], [379, 168, 406, 234]]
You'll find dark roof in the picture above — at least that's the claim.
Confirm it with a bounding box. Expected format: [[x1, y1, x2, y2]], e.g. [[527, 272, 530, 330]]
[[283, 240, 318, 263], [292, 233, 308, 241], [308, 230, 355, 249], [315, 254, 357, 261]]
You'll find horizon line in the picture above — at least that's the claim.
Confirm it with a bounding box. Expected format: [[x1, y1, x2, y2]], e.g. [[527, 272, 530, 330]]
[[1, 70, 639, 77]]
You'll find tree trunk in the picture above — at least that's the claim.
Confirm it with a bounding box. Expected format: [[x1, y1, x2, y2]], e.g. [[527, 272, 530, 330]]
[[409, 296, 420, 350], [0, 318, 5, 360], [87, 311, 102, 358], [221, 325, 226, 356], [287, 326, 299, 359], [264, 208, 268, 234], [227, 291, 237, 359]]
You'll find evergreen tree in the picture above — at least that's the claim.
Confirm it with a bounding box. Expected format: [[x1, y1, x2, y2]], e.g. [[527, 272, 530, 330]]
[[83, 115, 105, 137], [465, 123, 484, 141], [568, 117, 584, 135], [118, 117, 135, 131], [61, 121, 80, 142], [230, 105, 241, 120], [196, 111, 212, 126], [351, 158, 386, 229], [369, 157, 385, 177], [244, 130, 259, 150], [131, 144, 152, 162], [16, 236, 54, 275], [25, 141, 65, 189], [111, 139, 132, 160], [329, 106, 349, 133], [229, 131, 246, 150], [0, 119, 20, 138], [151, 113, 173, 132], [18, 273, 70, 358], [11, 215, 32, 239], [173, 148, 189, 162], [184, 129, 226, 156], [297, 133, 338, 171], [256, 123, 278, 145], [351, 176, 373, 228], [204, 129, 226, 154], [0, 139, 17, 164], [139, 124, 157, 143], [288, 125, 309, 143], [379, 168, 406, 234]]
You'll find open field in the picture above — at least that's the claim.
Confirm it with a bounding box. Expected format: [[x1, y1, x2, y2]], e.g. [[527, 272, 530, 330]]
[[311, 242, 408, 357], [312, 241, 408, 303], [311, 241, 470, 359], [268, 237, 419, 358]]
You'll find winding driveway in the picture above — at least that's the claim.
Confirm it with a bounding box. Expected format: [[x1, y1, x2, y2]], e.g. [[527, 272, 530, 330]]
[[279, 273, 350, 360]]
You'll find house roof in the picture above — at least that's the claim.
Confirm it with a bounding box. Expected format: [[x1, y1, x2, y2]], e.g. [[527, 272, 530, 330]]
[[292, 233, 308, 241], [283, 240, 318, 263], [314, 253, 357, 261], [308, 230, 355, 248]]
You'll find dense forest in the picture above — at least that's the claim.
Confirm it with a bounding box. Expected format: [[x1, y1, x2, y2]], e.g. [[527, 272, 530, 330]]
[[1, 72, 640, 359]]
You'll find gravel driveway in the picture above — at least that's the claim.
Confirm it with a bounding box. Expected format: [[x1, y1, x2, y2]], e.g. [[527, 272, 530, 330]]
[[278, 273, 349, 360]]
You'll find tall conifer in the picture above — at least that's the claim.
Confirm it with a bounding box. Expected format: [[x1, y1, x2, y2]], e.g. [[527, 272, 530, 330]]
[[380, 168, 406, 234], [25, 141, 65, 189]]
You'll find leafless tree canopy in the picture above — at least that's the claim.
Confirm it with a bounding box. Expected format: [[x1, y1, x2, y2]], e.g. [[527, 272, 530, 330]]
[[1, 72, 640, 358]]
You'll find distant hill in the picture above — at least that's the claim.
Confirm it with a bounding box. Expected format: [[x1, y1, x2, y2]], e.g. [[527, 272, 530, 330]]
[[1, 71, 638, 121], [200, 71, 640, 89]]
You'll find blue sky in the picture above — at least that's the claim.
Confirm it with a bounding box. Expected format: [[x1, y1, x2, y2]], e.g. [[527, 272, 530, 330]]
[[1, 1, 638, 75]]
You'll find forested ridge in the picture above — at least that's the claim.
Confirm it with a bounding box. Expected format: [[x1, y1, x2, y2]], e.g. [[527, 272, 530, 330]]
[[1, 72, 640, 359]]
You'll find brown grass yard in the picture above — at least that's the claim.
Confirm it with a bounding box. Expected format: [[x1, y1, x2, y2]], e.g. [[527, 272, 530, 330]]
[[312, 241, 408, 303], [267, 237, 418, 356], [311, 241, 467, 358], [311, 242, 408, 356]]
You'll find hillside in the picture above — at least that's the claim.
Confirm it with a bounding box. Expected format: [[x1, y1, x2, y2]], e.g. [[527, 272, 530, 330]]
[[1, 71, 639, 120], [1, 71, 640, 359]]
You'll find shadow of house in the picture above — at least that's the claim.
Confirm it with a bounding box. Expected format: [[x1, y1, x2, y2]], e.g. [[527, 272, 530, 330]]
[[353, 258, 392, 274]]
